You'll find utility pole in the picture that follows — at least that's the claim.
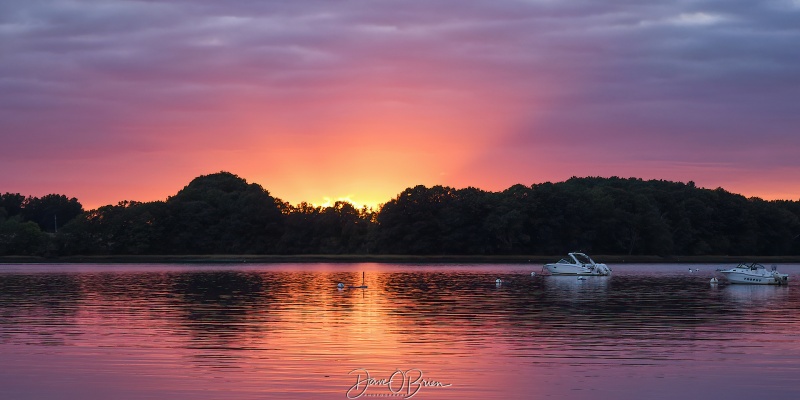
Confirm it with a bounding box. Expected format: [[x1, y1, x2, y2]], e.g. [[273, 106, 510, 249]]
[[54, 214, 58, 233]]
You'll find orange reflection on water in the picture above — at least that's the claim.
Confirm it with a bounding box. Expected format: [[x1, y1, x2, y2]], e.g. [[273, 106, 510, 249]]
[[2, 264, 800, 399]]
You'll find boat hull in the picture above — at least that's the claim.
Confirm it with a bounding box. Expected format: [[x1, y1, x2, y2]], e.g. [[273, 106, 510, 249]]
[[720, 271, 788, 285], [544, 263, 610, 276]]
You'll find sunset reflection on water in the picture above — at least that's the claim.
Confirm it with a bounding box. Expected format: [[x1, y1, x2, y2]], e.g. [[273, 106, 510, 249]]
[[1, 263, 799, 399]]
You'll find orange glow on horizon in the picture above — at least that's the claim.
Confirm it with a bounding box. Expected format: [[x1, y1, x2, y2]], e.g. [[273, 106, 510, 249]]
[[2, 0, 799, 218], [6, 56, 797, 211]]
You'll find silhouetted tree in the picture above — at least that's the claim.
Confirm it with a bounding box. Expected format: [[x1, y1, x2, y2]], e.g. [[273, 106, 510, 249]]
[[0, 217, 48, 255], [21, 194, 83, 232], [162, 172, 283, 254], [0, 193, 26, 219], [10, 174, 800, 257], [59, 201, 168, 255]]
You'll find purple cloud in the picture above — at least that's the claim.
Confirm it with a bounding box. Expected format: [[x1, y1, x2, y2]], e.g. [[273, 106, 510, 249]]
[[1, 0, 799, 205]]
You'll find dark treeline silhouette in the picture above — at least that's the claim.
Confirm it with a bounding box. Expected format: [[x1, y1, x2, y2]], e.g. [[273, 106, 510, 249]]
[[2, 172, 799, 257], [0, 193, 83, 255]]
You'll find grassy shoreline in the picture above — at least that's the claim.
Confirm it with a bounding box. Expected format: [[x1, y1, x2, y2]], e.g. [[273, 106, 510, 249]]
[[3, 254, 800, 265]]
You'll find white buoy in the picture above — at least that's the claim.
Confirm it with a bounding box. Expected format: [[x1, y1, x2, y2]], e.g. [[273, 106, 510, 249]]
[[495, 278, 503, 284], [530, 271, 536, 277], [689, 268, 694, 273], [710, 277, 719, 284], [337, 282, 345, 289], [577, 276, 587, 281]]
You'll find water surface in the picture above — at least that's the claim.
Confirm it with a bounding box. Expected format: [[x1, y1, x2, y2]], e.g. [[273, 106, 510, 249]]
[[1, 263, 799, 399]]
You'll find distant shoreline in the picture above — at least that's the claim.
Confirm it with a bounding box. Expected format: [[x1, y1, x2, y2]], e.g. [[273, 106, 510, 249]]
[[3, 254, 800, 265]]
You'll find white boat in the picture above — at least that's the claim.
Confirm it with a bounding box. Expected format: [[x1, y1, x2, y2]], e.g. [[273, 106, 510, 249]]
[[544, 253, 611, 276], [718, 263, 789, 285]]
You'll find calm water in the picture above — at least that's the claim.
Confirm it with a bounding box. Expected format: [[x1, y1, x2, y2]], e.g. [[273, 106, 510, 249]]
[[1, 263, 799, 400]]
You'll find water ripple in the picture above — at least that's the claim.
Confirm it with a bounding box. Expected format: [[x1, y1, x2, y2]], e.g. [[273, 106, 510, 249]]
[[1, 263, 799, 399]]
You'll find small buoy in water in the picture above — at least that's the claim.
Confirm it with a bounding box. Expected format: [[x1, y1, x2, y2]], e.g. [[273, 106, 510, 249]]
[[530, 271, 536, 277], [337, 282, 344, 289], [689, 268, 694, 273], [577, 276, 587, 281], [495, 278, 503, 284], [710, 277, 719, 284]]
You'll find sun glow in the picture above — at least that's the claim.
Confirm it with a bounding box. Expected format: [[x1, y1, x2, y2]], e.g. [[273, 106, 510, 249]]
[[316, 196, 381, 210]]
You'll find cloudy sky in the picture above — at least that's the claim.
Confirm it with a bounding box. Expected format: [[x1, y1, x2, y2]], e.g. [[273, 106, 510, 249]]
[[2, 0, 799, 209]]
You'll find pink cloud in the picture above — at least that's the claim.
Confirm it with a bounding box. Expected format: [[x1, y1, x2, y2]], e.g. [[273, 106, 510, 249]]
[[2, 0, 799, 208]]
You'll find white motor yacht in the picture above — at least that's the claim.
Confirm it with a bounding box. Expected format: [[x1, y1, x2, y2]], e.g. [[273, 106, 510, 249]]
[[543, 253, 611, 276], [718, 263, 789, 285]]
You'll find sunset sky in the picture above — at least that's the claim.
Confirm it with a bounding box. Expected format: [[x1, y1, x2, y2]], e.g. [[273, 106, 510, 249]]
[[2, 0, 799, 209]]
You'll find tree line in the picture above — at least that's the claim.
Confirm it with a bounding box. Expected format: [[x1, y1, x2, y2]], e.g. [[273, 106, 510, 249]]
[[2, 172, 799, 257]]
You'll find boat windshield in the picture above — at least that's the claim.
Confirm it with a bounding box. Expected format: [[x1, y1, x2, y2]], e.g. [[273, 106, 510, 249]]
[[736, 262, 766, 270], [572, 253, 593, 264]]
